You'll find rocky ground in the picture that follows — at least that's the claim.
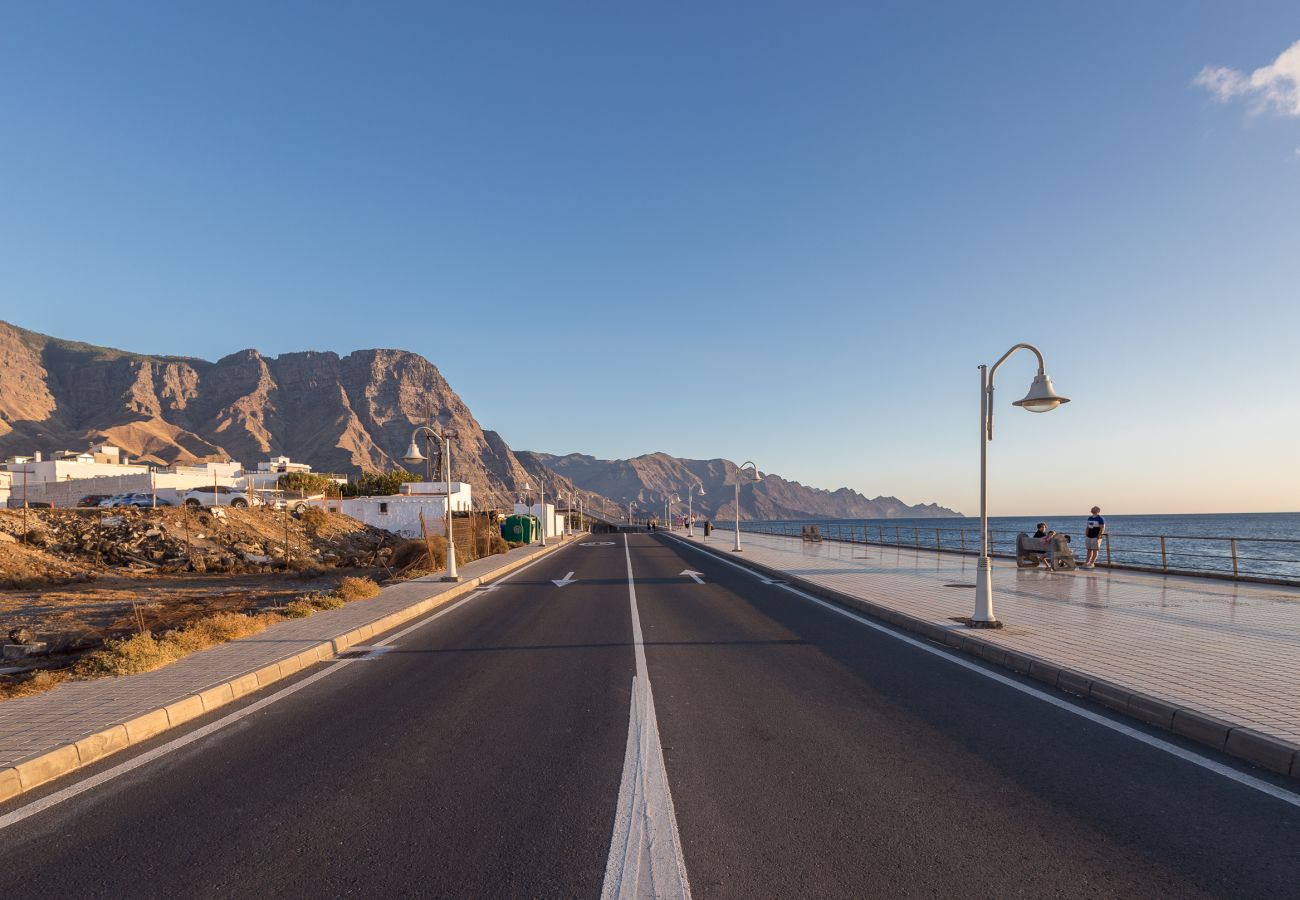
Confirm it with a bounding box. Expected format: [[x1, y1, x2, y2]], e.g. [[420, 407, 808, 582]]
[[0, 507, 400, 670]]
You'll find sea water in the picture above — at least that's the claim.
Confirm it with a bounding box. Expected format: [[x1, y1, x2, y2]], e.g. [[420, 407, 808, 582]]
[[737, 512, 1300, 582]]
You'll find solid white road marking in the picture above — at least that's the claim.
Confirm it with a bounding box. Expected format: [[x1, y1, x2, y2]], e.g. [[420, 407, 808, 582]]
[[0, 546, 571, 832], [679, 570, 705, 584], [670, 535, 1300, 811], [601, 535, 692, 900], [552, 571, 578, 587]]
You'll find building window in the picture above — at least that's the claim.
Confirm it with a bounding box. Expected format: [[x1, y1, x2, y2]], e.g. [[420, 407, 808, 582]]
[[379, 502, 388, 514]]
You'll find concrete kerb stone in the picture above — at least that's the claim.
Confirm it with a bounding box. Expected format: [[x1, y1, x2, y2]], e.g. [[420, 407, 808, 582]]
[[1087, 679, 1133, 715], [164, 694, 206, 728], [0, 767, 20, 804], [122, 708, 171, 744], [73, 725, 130, 766], [0, 538, 572, 804], [15, 744, 80, 792], [1171, 708, 1233, 752], [1225, 728, 1299, 776], [665, 532, 1300, 782]]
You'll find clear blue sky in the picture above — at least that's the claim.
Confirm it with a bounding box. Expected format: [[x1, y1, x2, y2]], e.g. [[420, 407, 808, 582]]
[[2, 2, 1298, 515]]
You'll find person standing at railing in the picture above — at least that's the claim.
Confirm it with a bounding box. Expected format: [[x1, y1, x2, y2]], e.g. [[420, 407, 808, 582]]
[[1084, 506, 1106, 569]]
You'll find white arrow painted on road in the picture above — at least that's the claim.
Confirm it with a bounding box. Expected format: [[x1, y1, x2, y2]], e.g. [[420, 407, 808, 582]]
[[680, 570, 705, 584], [758, 576, 786, 585], [553, 571, 578, 587]]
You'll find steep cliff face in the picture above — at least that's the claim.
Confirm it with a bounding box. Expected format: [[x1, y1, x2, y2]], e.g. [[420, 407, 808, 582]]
[[0, 321, 564, 504], [521, 451, 961, 520]]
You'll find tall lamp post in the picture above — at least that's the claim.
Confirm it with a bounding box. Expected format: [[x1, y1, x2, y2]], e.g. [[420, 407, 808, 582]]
[[732, 461, 761, 552], [687, 484, 705, 537], [665, 493, 679, 531], [538, 473, 547, 547], [403, 425, 461, 582], [562, 489, 574, 538], [970, 343, 1069, 627], [628, 501, 637, 529]]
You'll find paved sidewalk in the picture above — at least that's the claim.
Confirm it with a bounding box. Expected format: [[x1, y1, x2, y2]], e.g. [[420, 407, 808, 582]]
[[680, 530, 1300, 750], [0, 538, 570, 781]]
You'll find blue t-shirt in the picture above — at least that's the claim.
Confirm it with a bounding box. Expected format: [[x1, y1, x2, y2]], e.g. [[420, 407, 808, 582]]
[[1085, 515, 1105, 538]]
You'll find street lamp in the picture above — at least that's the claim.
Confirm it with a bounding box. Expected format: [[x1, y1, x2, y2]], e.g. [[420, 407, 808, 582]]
[[402, 425, 460, 582], [628, 500, 637, 529], [665, 493, 680, 531], [687, 484, 705, 537], [970, 343, 1069, 628], [732, 461, 761, 552], [562, 489, 574, 538]]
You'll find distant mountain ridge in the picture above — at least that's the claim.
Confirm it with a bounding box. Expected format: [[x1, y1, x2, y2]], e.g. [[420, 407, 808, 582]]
[[519, 451, 960, 521], [0, 320, 958, 519], [0, 320, 573, 507]]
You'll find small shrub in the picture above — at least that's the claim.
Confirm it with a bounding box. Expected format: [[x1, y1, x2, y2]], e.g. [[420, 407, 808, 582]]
[[0, 668, 71, 701], [299, 507, 329, 531], [71, 611, 284, 678], [334, 575, 380, 601], [282, 599, 316, 618], [312, 594, 346, 610], [390, 538, 446, 572], [74, 632, 179, 677]]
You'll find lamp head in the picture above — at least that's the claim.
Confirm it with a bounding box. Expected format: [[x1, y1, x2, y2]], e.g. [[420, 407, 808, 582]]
[[402, 441, 425, 463], [1012, 373, 1070, 414]]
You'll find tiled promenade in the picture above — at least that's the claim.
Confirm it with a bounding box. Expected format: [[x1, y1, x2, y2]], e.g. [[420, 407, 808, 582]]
[[0, 540, 563, 774], [683, 530, 1300, 749]]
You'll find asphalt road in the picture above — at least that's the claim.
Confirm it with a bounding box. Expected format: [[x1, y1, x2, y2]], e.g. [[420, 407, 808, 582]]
[[1, 532, 1298, 899]]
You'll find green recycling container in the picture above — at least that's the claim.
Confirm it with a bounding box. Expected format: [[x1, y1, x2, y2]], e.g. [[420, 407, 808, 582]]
[[502, 514, 538, 544]]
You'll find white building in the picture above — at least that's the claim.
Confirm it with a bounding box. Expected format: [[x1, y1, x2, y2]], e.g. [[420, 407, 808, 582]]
[[245, 457, 347, 492], [335, 482, 473, 538], [514, 502, 562, 538], [0, 471, 10, 507], [399, 481, 472, 511], [3, 443, 147, 487], [1, 445, 251, 507]]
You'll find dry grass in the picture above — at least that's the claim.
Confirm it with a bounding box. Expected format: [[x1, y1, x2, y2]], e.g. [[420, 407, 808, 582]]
[[3, 573, 386, 700], [334, 575, 379, 600], [298, 506, 329, 532], [73, 610, 283, 677], [0, 668, 72, 701]]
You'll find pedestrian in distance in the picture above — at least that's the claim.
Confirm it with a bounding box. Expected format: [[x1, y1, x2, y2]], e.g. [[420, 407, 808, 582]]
[[1084, 506, 1106, 568]]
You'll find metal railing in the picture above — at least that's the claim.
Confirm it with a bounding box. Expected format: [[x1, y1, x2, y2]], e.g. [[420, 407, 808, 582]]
[[725, 521, 1300, 586]]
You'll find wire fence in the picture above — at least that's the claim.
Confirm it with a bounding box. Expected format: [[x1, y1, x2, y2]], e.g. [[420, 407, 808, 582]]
[[727, 521, 1300, 586]]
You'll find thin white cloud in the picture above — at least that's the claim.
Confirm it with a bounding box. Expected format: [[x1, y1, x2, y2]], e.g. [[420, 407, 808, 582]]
[[1194, 39, 1300, 116]]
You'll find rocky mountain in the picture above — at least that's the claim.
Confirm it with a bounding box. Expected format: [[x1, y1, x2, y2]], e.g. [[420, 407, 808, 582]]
[[0, 320, 577, 509], [0, 320, 958, 520], [518, 451, 961, 521]]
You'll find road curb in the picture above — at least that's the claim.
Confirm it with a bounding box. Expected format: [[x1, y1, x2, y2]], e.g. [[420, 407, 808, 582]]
[[665, 533, 1300, 783], [0, 538, 574, 804]]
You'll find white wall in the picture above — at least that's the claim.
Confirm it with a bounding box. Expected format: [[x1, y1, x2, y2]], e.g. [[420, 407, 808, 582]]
[[338, 495, 452, 538], [514, 502, 561, 537], [399, 482, 472, 511], [3, 459, 149, 485]]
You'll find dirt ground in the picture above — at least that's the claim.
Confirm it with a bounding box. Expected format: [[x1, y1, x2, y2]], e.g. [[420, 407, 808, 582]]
[[0, 507, 400, 662], [0, 569, 382, 655]]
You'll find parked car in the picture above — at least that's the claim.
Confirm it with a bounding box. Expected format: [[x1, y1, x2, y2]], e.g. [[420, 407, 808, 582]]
[[181, 485, 256, 508], [113, 492, 172, 508], [278, 494, 324, 515], [76, 494, 114, 508]]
